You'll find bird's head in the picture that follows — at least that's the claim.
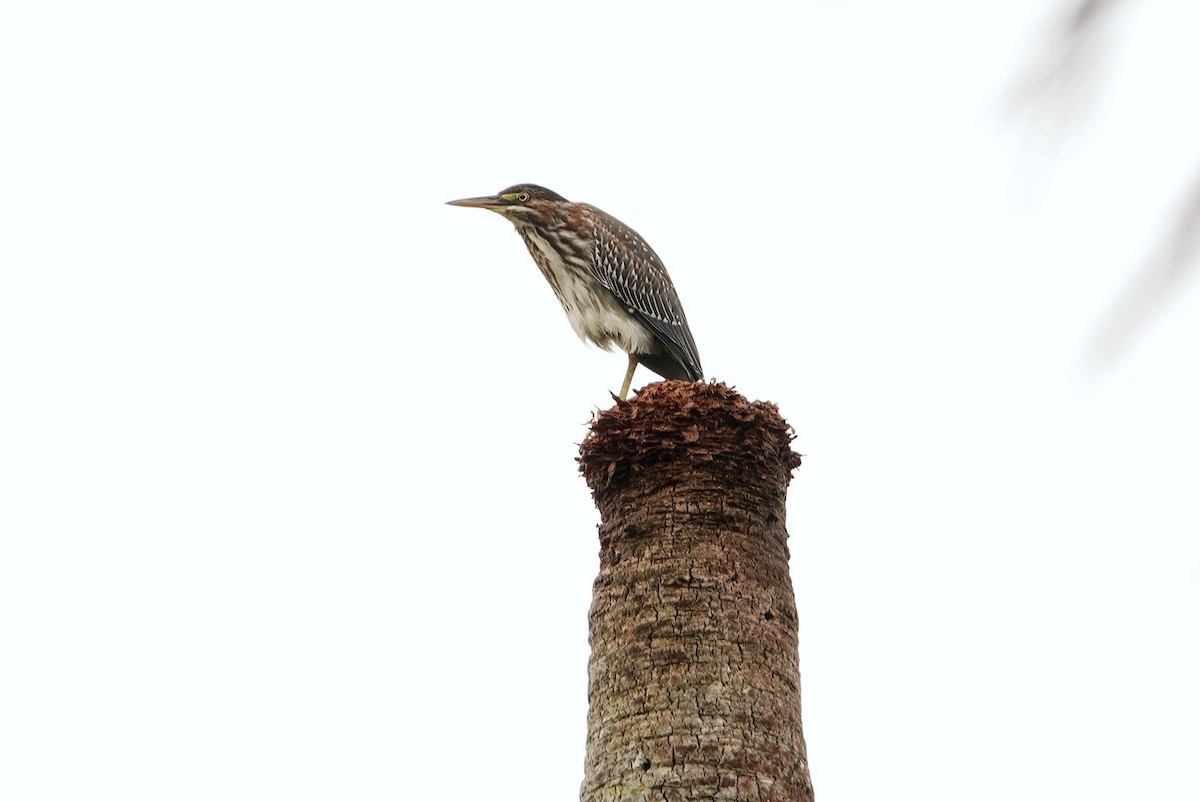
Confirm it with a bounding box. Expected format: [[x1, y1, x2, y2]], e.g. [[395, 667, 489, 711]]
[[446, 184, 567, 223]]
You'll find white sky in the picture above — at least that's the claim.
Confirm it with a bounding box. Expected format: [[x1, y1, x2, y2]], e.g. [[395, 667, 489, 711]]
[[2, 1, 1198, 800]]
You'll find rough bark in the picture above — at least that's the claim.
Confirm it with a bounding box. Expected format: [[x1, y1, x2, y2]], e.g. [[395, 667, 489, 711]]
[[578, 381, 812, 802]]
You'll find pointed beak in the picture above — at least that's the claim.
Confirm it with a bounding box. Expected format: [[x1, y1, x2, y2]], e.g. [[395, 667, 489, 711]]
[[446, 194, 506, 211]]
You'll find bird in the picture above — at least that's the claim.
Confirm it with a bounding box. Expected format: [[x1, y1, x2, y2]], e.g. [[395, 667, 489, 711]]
[[447, 184, 703, 400]]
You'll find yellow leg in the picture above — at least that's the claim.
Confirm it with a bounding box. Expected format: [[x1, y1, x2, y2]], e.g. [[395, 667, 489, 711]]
[[618, 353, 639, 400]]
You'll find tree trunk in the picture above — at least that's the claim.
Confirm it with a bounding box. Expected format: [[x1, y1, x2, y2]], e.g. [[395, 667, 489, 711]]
[[578, 382, 813, 802]]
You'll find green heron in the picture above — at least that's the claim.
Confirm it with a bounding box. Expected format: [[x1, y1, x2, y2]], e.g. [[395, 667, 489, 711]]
[[447, 184, 703, 400]]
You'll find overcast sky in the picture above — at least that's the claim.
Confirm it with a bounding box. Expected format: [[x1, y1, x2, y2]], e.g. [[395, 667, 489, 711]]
[[2, 2, 1198, 801]]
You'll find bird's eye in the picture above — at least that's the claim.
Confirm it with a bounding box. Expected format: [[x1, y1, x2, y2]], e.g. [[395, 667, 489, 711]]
[[517, 192, 530, 202]]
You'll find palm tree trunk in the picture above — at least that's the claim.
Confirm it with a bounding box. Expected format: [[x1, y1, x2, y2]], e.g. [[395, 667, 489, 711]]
[[578, 382, 813, 802]]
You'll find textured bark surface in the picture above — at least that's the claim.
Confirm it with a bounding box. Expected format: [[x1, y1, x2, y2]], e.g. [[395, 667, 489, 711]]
[[578, 382, 812, 802]]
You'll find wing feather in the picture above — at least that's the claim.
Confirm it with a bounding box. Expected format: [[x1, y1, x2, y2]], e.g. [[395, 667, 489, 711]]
[[584, 207, 703, 381]]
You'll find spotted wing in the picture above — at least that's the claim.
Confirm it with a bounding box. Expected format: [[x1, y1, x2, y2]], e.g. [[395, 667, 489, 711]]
[[584, 206, 703, 381]]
